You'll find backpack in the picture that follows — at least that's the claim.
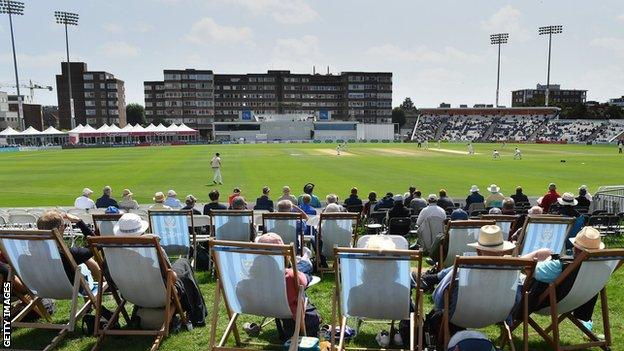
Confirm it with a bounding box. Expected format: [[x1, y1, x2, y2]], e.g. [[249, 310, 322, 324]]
[[276, 302, 322, 342]]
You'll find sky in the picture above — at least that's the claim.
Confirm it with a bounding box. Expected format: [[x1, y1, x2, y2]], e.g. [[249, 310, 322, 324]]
[[0, 0, 623, 108]]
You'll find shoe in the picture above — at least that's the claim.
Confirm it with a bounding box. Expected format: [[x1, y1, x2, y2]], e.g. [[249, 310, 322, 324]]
[[580, 319, 593, 332], [243, 322, 260, 337], [213, 181, 217, 184], [219, 182, 223, 185], [420, 273, 441, 293], [393, 332, 403, 346], [375, 330, 390, 348]]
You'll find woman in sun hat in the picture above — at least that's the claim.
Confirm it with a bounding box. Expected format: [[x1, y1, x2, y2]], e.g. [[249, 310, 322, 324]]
[[149, 191, 171, 210], [118, 188, 139, 211]]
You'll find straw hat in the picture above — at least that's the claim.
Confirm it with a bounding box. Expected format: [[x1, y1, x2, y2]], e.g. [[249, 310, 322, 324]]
[[113, 213, 149, 236], [569, 226, 605, 250], [122, 189, 133, 197], [557, 192, 578, 206], [469, 185, 479, 193], [153, 191, 165, 202], [487, 184, 500, 193], [468, 225, 516, 251]]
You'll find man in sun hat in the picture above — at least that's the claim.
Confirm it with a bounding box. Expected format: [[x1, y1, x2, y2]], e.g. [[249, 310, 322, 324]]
[[464, 185, 484, 211], [576, 185, 591, 208], [149, 191, 171, 210], [540, 182, 560, 213], [557, 192, 581, 218], [164, 189, 182, 209], [484, 184, 505, 208], [74, 187, 96, 210]]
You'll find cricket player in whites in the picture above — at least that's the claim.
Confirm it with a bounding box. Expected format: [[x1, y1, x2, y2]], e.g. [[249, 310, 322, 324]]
[[211, 152, 223, 184], [514, 147, 522, 160], [492, 149, 501, 160], [467, 143, 475, 155]]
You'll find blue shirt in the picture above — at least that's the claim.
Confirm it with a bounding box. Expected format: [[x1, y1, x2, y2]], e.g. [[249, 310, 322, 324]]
[[299, 203, 317, 215], [164, 197, 182, 209], [298, 194, 321, 208], [534, 260, 563, 284]]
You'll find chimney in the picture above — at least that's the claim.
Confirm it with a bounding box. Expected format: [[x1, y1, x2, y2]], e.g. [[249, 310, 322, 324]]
[[313, 65, 315, 75]]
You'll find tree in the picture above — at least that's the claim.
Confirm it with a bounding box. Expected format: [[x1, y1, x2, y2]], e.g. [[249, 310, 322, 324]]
[[392, 107, 406, 127], [151, 116, 171, 127], [126, 103, 147, 126], [606, 105, 623, 119], [400, 97, 416, 111]]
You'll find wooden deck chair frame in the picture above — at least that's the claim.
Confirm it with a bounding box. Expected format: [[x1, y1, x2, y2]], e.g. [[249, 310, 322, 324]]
[[86, 235, 187, 351], [517, 249, 624, 351], [481, 214, 520, 239], [210, 210, 256, 242], [331, 246, 424, 351], [438, 220, 495, 270], [515, 215, 574, 256], [0, 229, 98, 351], [207, 239, 306, 351], [148, 209, 197, 264], [92, 214, 123, 236], [262, 212, 304, 251], [316, 212, 360, 274], [442, 256, 536, 351]]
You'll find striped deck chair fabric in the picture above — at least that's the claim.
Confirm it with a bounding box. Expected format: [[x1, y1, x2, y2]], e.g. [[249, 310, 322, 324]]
[[149, 210, 192, 256], [519, 216, 574, 256]]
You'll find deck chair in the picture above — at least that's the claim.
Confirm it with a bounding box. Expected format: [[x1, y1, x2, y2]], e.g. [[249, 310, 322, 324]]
[[148, 210, 196, 260], [211, 210, 255, 242], [356, 235, 409, 250], [439, 220, 495, 269], [516, 215, 574, 256], [522, 249, 624, 351], [316, 212, 360, 273], [467, 202, 486, 213], [481, 214, 520, 240], [86, 235, 187, 350], [262, 212, 304, 250], [442, 256, 536, 351], [416, 215, 445, 256], [208, 239, 306, 351], [0, 229, 97, 350], [332, 247, 424, 351], [92, 214, 123, 236]]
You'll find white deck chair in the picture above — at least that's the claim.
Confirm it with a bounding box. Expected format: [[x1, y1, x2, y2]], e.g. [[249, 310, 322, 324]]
[[442, 256, 536, 351], [208, 240, 306, 351], [440, 220, 495, 269], [148, 210, 196, 260], [211, 210, 255, 242], [524, 249, 624, 351], [262, 212, 304, 249], [8, 213, 38, 226], [356, 234, 409, 249], [317, 212, 360, 273], [516, 215, 574, 256], [416, 215, 445, 256], [332, 247, 424, 351], [0, 229, 97, 350], [87, 235, 187, 350]]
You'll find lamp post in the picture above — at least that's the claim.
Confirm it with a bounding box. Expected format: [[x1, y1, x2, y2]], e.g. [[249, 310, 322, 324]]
[[0, 0, 25, 130], [538, 25, 563, 107], [55, 10, 79, 129], [490, 32, 508, 108]]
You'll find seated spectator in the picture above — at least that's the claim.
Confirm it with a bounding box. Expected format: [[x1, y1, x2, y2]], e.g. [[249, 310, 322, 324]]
[[416, 194, 446, 227], [298, 194, 318, 215], [324, 194, 344, 212], [297, 183, 321, 208], [118, 188, 139, 211], [203, 189, 227, 215], [228, 188, 242, 207], [278, 186, 298, 205], [276, 199, 308, 220], [409, 190, 428, 213], [578, 185, 593, 202], [485, 184, 505, 208], [324, 203, 343, 213], [74, 187, 96, 210], [388, 194, 410, 219], [450, 208, 469, 221], [362, 191, 377, 216], [96, 186, 119, 209], [489, 207, 502, 214], [374, 192, 394, 211], [540, 183, 560, 213], [344, 187, 363, 207], [181, 195, 201, 215], [501, 197, 516, 215], [576, 187, 591, 208], [511, 186, 529, 205], [230, 196, 248, 210], [254, 186, 274, 212], [150, 192, 172, 210], [403, 186, 417, 206], [437, 189, 455, 210], [464, 185, 484, 210], [164, 189, 183, 209]]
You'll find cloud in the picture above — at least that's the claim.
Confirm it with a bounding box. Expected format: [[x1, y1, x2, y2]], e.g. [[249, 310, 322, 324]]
[[618, 14, 624, 21], [481, 5, 529, 41], [186, 17, 253, 45], [0, 51, 65, 69], [269, 35, 320, 69], [366, 44, 484, 64], [102, 23, 123, 33], [224, 0, 318, 24], [98, 41, 140, 59], [591, 37, 624, 57], [134, 22, 155, 33]]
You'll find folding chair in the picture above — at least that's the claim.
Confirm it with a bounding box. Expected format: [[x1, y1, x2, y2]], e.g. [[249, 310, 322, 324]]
[[356, 235, 409, 250], [262, 212, 304, 250], [210, 210, 255, 242], [208, 240, 306, 351], [332, 247, 424, 351], [516, 215, 574, 256], [442, 256, 536, 351], [316, 212, 360, 273], [387, 217, 411, 236], [439, 220, 495, 269], [87, 235, 187, 350], [148, 210, 196, 261], [481, 214, 520, 240], [523, 249, 624, 351], [416, 216, 445, 257], [8, 213, 38, 226], [0, 229, 97, 351], [92, 214, 123, 236], [346, 204, 364, 214]]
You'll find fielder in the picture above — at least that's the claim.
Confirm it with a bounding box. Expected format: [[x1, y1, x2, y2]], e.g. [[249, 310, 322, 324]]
[[211, 152, 223, 184], [492, 149, 500, 160], [514, 147, 522, 160], [467, 143, 474, 155]]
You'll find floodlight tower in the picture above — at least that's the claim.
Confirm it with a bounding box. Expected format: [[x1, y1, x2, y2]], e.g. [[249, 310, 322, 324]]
[[0, 0, 25, 130], [539, 25, 563, 107], [490, 33, 508, 108], [55, 10, 79, 129]]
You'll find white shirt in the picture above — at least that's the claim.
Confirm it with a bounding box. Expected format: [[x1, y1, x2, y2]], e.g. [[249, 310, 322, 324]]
[[416, 204, 447, 226], [211, 156, 221, 168], [74, 196, 95, 210]]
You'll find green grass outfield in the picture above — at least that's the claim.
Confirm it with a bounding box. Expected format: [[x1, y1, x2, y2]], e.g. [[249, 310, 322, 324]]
[[3, 142, 624, 350], [0, 142, 622, 207]]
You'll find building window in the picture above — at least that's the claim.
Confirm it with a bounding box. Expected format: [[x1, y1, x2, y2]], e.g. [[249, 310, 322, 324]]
[[84, 83, 94, 89], [86, 109, 96, 116], [83, 74, 93, 80]]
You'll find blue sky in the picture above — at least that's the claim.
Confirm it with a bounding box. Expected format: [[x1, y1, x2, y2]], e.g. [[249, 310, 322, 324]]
[[0, 0, 622, 108]]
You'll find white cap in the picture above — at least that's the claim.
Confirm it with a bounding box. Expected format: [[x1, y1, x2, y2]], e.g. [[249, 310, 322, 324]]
[[82, 187, 94, 196], [167, 189, 177, 197]]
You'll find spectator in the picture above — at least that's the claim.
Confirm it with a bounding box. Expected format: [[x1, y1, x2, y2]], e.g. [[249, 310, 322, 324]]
[[416, 194, 446, 227], [540, 183, 560, 213], [74, 187, 96, 210], [181, 195, 201, 215], [324, 194, 344, 212], [437, 189, 455, 210], [578, 185, 593, 202], [297, 183, 321, 208], [489, 207, 502, 214], [231, 196, 247, 210], [203, 190, 227, 215], [254, 186, 274, 212], [344, 187, 363, 207], [164, 189, 182, 209], [96, 186, 119, 209], [150, 192, 172, 210], [388, 194, 410, 219], [276, 199, 308, 220], [118, 188, 139, 211], [278, 186, 298, 206], [558, 192, 581, 218], [511, 186, 529, 205], [409, 190, 428, 213], [298, 194, 317, 215], [324, 203, 343, 213], [484, 184, 505, 208], [228, 188, 242, 207], [464, 185, 484, 210], [403, 186, 417, 206], [576, 187, 591, 208], [374, 192, 394, 211], [450, 208, 469, 221], [501, 198, 516, 215], [362, 191, 377, 216]]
